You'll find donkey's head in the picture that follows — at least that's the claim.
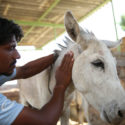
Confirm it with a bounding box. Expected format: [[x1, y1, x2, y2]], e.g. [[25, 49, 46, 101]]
[[65, 11, 125, 125]]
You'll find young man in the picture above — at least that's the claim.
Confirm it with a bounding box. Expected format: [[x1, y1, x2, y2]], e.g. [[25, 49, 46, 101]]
[[0, 17, 74, 125]]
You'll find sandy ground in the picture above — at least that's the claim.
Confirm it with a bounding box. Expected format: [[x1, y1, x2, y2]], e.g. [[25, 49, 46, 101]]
[[57, 120, 88, 125]]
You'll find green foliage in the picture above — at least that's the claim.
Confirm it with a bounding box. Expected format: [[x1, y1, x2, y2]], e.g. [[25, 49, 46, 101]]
[[120, 15, 125, 31]]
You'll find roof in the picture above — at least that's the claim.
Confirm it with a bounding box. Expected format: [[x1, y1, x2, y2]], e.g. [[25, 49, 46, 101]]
[[0, 0, 110, 48]]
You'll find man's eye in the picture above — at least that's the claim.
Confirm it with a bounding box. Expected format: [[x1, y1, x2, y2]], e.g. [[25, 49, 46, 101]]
[[91, 59, 104, 70], [10, 46, 15, 50]]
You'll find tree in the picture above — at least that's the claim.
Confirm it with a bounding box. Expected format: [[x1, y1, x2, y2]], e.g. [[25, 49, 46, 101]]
[[120, 15, 125, 31]]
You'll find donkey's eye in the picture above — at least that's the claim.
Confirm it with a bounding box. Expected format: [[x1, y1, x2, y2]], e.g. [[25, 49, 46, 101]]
[[91, 59, 104, 70]]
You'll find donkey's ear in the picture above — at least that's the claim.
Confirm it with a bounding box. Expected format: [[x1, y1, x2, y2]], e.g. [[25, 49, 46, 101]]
[[102, 38, 123, 48], [64, 11, 80, 41]]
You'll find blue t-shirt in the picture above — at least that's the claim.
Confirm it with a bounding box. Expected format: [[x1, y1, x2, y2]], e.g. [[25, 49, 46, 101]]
[[0, 68, 16, 86], [0, 69, 24, 125]]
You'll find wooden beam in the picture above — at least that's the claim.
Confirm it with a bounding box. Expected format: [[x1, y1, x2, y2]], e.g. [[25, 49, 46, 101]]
[[15, 20, 64, 28], [22, 0, 61, 41], [3, 4, 10, 16], [79, 0, 111, 21]]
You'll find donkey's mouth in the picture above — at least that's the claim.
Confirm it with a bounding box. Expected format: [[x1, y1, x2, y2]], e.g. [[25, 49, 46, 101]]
[[102, 110, 111, 124]]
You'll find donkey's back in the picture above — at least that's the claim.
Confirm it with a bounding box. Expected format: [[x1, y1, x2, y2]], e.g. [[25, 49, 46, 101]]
[[18, 68, 52, 109]]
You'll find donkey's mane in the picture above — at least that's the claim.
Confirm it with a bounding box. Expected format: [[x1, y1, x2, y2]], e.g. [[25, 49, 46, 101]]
[[57, 29, 96, 54], [80, 28, 97, 42], [57, 36, 74, 54]]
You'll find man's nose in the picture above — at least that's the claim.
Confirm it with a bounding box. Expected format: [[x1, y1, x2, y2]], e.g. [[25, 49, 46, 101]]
[[14, 49, 21, 59]]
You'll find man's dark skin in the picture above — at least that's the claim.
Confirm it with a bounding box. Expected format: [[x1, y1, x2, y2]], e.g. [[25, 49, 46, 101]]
[[0, 34, 74, 125]]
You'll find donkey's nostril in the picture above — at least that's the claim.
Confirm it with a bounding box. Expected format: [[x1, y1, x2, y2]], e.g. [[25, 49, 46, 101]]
[[118, 110, 124, 118]]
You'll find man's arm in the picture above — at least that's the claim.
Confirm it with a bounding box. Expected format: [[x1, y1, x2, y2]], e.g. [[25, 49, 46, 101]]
[[12, 51, 74, 125], [13, 54, 56, 79]]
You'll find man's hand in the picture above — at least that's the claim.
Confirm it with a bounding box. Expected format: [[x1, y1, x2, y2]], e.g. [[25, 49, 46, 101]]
[[55, 51, 74, 91]]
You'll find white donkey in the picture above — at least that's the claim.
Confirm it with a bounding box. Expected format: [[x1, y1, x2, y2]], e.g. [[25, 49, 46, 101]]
[[18, 11, 125, 125]]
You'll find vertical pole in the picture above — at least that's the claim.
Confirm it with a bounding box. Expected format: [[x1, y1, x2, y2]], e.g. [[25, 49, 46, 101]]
[[111, 0, 121, 52]]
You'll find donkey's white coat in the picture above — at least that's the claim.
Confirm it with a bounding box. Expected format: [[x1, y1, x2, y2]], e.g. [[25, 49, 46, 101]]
[[18, 11, 125, 125]]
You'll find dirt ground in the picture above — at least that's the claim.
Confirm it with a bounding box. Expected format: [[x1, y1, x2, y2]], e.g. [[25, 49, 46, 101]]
[[1, 89, 20, 102], [57, 120, 88, 125], [0, 84, 20, 102]]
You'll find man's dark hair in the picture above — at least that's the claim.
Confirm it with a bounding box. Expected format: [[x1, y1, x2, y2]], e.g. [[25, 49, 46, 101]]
[[0, 17, 24, 45]]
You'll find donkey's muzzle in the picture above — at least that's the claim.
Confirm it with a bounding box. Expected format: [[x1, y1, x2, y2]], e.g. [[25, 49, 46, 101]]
[[101, 100, 125, 125]]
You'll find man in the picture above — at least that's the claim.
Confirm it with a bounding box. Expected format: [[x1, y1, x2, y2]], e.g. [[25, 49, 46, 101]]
[[0, 17, 74, 125]]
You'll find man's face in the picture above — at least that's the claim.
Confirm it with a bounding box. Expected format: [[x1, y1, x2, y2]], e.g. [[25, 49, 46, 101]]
[[0, 35, 20, 75]]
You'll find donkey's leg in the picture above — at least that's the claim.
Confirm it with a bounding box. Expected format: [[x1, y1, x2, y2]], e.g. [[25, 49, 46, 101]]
[[60, 105, 70, 125], [77, 103, 85, 124], [60, 95, 73, 125], [75, 91, 85, 124]]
